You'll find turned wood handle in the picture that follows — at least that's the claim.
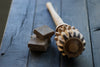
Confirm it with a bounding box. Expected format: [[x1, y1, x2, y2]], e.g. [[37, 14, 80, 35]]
[[46, 2, 65, 26]]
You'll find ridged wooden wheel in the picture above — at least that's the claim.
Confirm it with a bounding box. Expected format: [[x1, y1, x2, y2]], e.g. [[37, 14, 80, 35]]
[[55, 24, 86, 57], [46, 2, 86, 58]]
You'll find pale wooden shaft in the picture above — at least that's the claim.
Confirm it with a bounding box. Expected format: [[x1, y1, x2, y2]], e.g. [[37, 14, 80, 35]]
[[46, 2, 65, 26]]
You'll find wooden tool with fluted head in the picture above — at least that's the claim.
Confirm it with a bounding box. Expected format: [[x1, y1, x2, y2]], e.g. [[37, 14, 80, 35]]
[[46, 2, 86, 58]]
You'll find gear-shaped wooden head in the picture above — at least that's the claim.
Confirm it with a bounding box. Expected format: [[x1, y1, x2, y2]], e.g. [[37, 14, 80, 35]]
[[55, 24, 86, 57]]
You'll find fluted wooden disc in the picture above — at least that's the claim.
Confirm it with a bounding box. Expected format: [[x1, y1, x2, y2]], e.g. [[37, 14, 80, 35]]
[[55, 24, 86, 58], [63, 38, 84, 57]]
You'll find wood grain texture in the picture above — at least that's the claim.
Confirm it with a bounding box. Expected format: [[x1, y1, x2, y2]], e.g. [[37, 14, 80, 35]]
[[87, 0, 100, 67], [90, 31, 100, 67], [27, 0, 60, 67], [0, 0, 36, 67], [87, 0, 100, 31], [61, 0, 93, 67]]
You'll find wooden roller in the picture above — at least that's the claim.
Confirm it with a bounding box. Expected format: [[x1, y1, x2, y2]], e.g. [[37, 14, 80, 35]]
[[46, 2, 86, 58]]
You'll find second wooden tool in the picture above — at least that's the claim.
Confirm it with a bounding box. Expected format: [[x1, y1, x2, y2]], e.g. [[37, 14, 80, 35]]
[[46, 2, 86, 58]]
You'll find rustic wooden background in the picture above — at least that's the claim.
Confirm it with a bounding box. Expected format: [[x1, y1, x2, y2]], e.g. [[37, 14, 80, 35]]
[[0, 0, 100, 67]]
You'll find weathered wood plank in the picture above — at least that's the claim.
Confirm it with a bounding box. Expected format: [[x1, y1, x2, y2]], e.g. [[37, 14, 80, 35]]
[[90, 31, 100, 67], [0, 0, 36, 67], [61, 0, 93, 67], [27, 0, 60, 67], [87, 0, 100, 30], [87, 0, 100, 67]]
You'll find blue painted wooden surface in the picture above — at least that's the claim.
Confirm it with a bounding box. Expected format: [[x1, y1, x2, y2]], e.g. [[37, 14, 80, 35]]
[[87, 0, 100, 67], [0, 0, 100, 67]]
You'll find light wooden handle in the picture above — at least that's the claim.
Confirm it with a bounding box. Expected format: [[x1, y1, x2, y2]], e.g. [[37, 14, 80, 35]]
[[46, 2, 65, 26]]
